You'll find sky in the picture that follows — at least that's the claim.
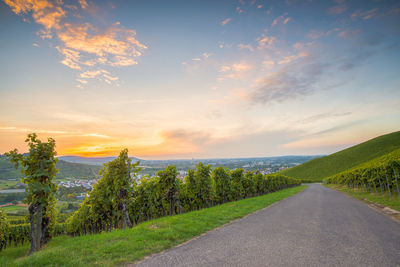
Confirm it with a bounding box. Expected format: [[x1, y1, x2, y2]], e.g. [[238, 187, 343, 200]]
[[0, 0, 399, 159]]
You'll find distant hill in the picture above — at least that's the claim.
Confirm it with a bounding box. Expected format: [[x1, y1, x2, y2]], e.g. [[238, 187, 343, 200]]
[[0, 156, 101, 180], [58, 155, 140, 166], [0, 156, 20, 180], [281, 131, 400, 182], [325, 148, 400, 181], [55, 160, 101, 179]]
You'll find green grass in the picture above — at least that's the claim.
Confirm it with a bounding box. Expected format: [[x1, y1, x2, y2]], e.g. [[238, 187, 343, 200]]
[[0, 185, 306, 267], [0, 205, 27, 211], [281, 131, 400, 182], [0, 180, 19, 190], [324, 184, 400, 212]]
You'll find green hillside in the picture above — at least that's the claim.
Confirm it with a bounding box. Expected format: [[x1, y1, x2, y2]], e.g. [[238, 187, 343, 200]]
[[0, 156, 101, 180], [55, 160, 101, 179], [281, 131, 400, 181]]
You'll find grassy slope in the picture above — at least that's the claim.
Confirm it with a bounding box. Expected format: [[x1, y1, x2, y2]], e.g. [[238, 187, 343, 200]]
[[281, 131, 400, 181], [0, 185, 306, 267], [0, 156, 101, 181]]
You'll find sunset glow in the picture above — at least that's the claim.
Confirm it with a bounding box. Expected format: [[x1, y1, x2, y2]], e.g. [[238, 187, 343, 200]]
[[0, 0, 399, 159]]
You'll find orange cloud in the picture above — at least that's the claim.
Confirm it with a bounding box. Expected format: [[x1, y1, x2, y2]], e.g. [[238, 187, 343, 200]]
[[3, 0, 147, 88], [218, 61, 253, 81], [60, 129, 213, 157], [278, 51, 307, 65], [221, 18, 231, 26], [257, 35, 277, 50], [272, 13, 291, 27], [78, 0, 88, 10], [4, 0, 66, 31]]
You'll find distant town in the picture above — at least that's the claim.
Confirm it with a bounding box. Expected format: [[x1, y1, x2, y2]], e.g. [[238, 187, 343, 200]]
[[1, 155, 321, 202], [55, 155, 318, 191]]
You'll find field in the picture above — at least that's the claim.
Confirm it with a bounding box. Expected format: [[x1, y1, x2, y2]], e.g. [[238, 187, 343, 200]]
[[0, 185, 306, 267], [0, 180, 19, 189], [281, 131, 400, 182]]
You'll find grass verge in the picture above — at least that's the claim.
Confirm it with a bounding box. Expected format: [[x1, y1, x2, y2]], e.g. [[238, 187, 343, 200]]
[[323, 184, 400, 212], [0, 185, 306, 267]]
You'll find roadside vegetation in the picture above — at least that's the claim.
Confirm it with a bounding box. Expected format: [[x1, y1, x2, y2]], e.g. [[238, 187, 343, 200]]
[[324, 148, 400, 212], [281, 131, 400, 182], [0, 133, 301, 265], [324, 184, 400, 212], [0, 185, 306, 267]]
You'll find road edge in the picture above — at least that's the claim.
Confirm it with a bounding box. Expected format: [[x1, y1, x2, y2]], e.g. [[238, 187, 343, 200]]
[[322, 184, 400, 223]]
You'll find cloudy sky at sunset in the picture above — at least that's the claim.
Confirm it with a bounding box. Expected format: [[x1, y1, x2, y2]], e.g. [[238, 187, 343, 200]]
[[0, 0, 399, 159]]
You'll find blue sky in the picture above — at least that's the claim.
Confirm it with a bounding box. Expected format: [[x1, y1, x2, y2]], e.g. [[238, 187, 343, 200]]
[[0, 0, 399, 159]]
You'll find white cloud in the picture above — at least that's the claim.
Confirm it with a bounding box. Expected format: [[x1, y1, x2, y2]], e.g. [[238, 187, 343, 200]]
[[238, 44, 254, 52]]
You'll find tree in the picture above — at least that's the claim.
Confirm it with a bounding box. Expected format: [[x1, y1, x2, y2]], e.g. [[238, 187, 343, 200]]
[[194, 163, 213, 208], [243, 171, 256, 198], [184, 169, 199, 210], [212, 167, 231, 204], [231, 169, 244, 200], [6, 133, 58, 254], [110, 149, 137, 228], [253, 172, 264, 195], [68, 149, 140, 234], [157, 166, 183, 215], [132, 176, 159, 223]]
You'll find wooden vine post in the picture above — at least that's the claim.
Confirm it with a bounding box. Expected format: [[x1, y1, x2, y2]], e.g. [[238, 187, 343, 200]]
[[385, 173, 392, 198], [379, 177, 383, 195], [394, 168, 400, 197]]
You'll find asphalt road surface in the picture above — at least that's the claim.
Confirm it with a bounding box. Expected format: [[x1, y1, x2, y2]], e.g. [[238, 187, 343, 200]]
[[132, 184, 400, 267]]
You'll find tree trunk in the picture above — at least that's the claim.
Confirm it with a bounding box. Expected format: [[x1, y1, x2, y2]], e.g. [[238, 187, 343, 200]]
[[162, 203, 166, 217], [28, 203, 37, 255], [122, 202, 132, 228], [176, 198, 183, 214], [29, 202, 42, 255], [170, 197, 175, 215], [40, 215, 50, 246]]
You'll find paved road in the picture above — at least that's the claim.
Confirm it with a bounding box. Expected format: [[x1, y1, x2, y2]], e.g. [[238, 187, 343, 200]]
[[133, 184, 400, 267]]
